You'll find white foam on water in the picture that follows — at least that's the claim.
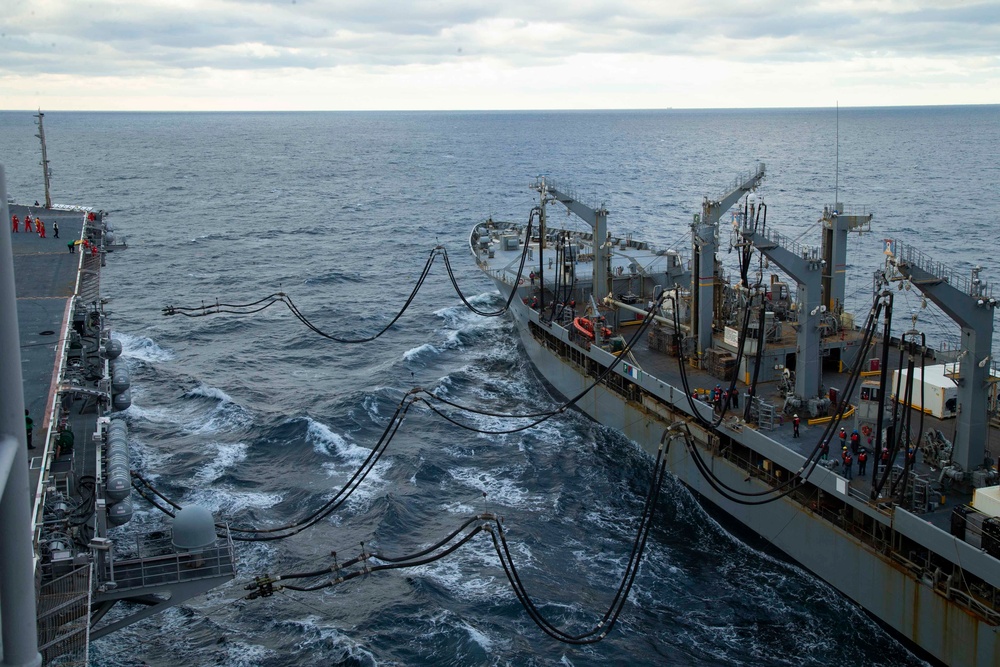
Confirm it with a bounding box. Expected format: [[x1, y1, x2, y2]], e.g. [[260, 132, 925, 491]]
[[213, 641, 276, 667], [319, 459, 391, 511], [442, 329, 464, 349], [410, 537, 512, 603], [183, 383, 255, 433], [123, 435, 170, 482], [408, 608, 517, 660], [184, 485, 284, 516], [440, 500, 477, 515], [432, 294, 504, 328], [186, 382, 234, 403], [306, 417, 369, 463], [458, 619, 494, 652], [280, 616, 379, 664], [403, 342, 440, 361], [114, 331, 175, 364], [122, 400, 175, 425], [444, 466, 538, 510], [430, 375, 453, 397], [362, 393, 380, 418], [306, 417, 391, 510], [194, 442, 248, 483]]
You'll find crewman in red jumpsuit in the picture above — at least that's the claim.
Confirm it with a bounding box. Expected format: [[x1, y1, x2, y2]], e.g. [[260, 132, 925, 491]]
[[11, 214, 19, 232]]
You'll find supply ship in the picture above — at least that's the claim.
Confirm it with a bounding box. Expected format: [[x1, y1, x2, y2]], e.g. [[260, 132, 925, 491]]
[[0, 113, 235, 666], [471, 168, 1000, 666]]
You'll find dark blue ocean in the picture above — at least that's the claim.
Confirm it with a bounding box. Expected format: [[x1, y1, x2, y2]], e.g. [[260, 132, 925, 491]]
[[3, 107, 999, 667]]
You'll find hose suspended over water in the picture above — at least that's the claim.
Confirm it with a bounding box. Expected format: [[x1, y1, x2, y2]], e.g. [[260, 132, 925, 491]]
[[133, 391, 420, 541], [242, 428, 675, 645], [134, 294, 669, 539], [162, 210, 538, 338]]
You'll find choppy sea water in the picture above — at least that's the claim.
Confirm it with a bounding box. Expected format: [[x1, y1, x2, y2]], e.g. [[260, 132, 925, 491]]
[[4, 107, 999, 666]]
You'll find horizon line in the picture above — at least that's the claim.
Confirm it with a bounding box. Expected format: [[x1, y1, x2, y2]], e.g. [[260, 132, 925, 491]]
[[1, 103, 998, 114]]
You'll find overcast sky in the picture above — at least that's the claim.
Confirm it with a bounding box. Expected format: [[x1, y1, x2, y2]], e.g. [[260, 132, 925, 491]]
[[2, 0, 998, 110]]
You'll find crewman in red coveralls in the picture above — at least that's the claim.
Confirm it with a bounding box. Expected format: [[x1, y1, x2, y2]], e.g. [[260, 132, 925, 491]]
[[24, 215, 34, 233], [12, 214, 19, 232], [37, 219, 46, 238]]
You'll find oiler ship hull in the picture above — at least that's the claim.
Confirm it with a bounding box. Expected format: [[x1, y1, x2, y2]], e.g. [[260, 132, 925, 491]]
[[472, 208, 1000, 667]]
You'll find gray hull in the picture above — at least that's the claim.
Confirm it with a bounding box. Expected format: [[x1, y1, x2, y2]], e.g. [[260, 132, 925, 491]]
[[495, 279, 999, 667]]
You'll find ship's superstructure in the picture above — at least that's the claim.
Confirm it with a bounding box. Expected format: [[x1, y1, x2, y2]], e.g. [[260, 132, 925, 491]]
[[472, 171, 1000, 666]]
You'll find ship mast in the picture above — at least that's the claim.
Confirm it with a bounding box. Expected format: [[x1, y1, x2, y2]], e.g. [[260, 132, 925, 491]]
[[34, 110, 52, 209]]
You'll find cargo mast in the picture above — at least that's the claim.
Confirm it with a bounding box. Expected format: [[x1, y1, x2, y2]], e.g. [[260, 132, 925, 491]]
[[34, 111, 52, 209]]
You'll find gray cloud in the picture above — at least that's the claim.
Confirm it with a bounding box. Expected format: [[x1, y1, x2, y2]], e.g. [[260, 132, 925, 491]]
[[1, 0, 997, 77]]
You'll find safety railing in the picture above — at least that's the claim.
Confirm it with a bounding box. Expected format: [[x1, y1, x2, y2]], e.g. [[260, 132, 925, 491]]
[[37, 563, 92, 665], [104, 532, 236, 592], [894, 241, 994, 299]]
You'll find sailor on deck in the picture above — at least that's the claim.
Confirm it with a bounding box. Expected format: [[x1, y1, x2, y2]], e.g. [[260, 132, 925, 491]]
[[11, 214, 18, 232]]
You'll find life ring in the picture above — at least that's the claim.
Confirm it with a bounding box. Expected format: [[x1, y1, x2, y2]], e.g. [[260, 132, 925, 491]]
[[861, 424, 872, 436], [518, 278, 525, 285]]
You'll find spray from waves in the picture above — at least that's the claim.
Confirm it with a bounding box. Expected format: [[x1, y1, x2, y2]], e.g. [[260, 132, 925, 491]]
[[123, 400, 180, 426], [113, 331, 174, 364], [181, 484, 286, 517], [125, 382, 253, 436], [428, 295, 510, 344]]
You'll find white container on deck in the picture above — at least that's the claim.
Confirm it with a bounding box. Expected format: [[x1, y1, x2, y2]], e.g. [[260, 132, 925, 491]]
[[972, 485, 1000, 518], [891, 364, 958, 419]]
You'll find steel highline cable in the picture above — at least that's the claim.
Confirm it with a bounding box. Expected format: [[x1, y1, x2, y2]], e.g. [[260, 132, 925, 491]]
[[161, 209, 540, 339], [243, 429, 675, 645]]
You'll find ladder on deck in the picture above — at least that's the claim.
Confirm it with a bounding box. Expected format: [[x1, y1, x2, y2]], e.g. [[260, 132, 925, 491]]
[[753, 397, 777, 430]]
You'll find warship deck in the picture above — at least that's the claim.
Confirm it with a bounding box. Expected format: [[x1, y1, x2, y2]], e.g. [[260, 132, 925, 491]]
[[10, 203, 102, 499]]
